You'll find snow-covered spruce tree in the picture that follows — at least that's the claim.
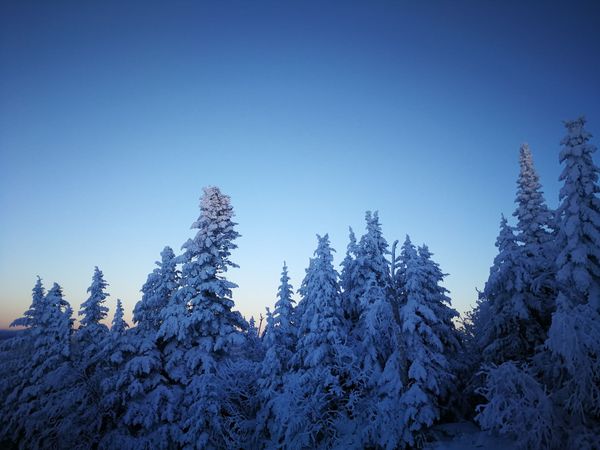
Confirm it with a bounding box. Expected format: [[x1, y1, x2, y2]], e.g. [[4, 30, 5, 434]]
[[3, 283, 75, 449], [0, 278, 44, 444], [350, 271, 405, 449], [255, 262, 297, 447], [99, 299, 142, 450], [358, 211, 391, 287], [100, 249, 181, 450], [418, 245, 460, 356], [280, 234, 354, 448], [65, 267, 111, 448], [11, 276, 46, 329], [0, 276, 45, 439], [417, 244, 461, 415], [398, 236, 453, 447], [76, 266, 110, 371], [111, 299, 128, 334], [133, 246, 180, 334], [545, 117, 600, 430], [335, 212, 406, 448], [78, 266, 110, 347], [515, 143, 555, 254], [245, 316, 264, 362], [156, 186, 247, 449], [513, 143, 556, 336], [393, 234, 416, 307], [474, 216, 542, 365], [340, 227, 361, 323], [553, 117, 600, 312], [344, 212, 392, 330], [476, 362, 557, 450]]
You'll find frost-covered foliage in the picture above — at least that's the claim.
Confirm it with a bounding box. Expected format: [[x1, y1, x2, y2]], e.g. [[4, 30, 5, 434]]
[[475, 216, 544, 364], [553, 117, 600, 310], [513, 143, 556, 338], [99, 249, 180, 449], [1, 282, 75, 449], [281, 234, 355, 447], [476, 362, 557, 450], [255, 263, 297, 446], [264, 262, 296, 360], [357, 211, 392, 291], [157, 186, 245, 349], [546, 304, 600, 420], [472, 144, 557, 376], [353, 271, 405, 448], [348, 213, 406, 448], [111, 299, 128, 334], [10, 276, 45, 329], [156, 185, 246, 449], [417, 245, 462, 414], [62, 268, 113, 448], [133, 246, 179, 334], [544, 117, 600, 430], [220, 356, 261, 448], [340, 227, 361, 322], [245, 316, 264, 362], [343, 212, 392, 329], [514, 143, 555, 253], [398, 236, 454, 447], [79, 266, 110, 329], [417, 245, 460, 360], [0, 281, 42, 445], [474, 118, 600, 449], [99, 324, 176, 450]]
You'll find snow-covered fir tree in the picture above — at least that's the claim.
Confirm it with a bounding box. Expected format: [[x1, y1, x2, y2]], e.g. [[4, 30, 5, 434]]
[[476, 362, 557, 450], [351, 271, 404, 448], [341, 212, 405, 448], [514, 143, 555, 252], [133, 246, 180, 334], [10, 276, 45, 329], [553, 117, 600, 310], [244, 316, 264, 362], [358, 211, 391, 288], [393, 234, 414, 305], [340, 227, 361, 323], [545, 117, 600, 432], [156, 186, 246, 449], [474, 216, 543, 365], [343, 212, 392, 330], [417, 244, 461, 413], [281, 234, 354, 448], [64, 267, 112, 448], [78, 266, 110, 343], [2, 283, 75, 448], [0, 278, 45, 444], [264, 262, 296, 359], [398, 236, 454, 447], [100, 247, 180, 449], [111, 299, 128, 334], [513, 143, 556, 336], [255, 262, 297, 447]]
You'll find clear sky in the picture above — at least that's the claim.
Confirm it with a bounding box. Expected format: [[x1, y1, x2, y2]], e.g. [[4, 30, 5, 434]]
[[1, 0, 599, 329]]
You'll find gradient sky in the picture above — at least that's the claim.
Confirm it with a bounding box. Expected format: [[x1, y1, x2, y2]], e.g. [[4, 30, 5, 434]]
[[1, 0, 599, 329]]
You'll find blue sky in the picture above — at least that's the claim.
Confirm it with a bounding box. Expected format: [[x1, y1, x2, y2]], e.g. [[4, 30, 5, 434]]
[[1, 0, 599, 328]]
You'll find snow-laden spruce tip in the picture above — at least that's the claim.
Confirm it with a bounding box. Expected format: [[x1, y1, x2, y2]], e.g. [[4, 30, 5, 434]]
[[2, 119, 600, 450]]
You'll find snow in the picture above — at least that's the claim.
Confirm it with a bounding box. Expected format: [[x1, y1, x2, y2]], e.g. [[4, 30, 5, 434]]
[[425, 422, 517, 450]]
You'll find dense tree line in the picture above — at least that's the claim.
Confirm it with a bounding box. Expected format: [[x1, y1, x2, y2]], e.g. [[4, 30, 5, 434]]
[[469, 117, 600, 449], [1, 117, 599, 449]]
